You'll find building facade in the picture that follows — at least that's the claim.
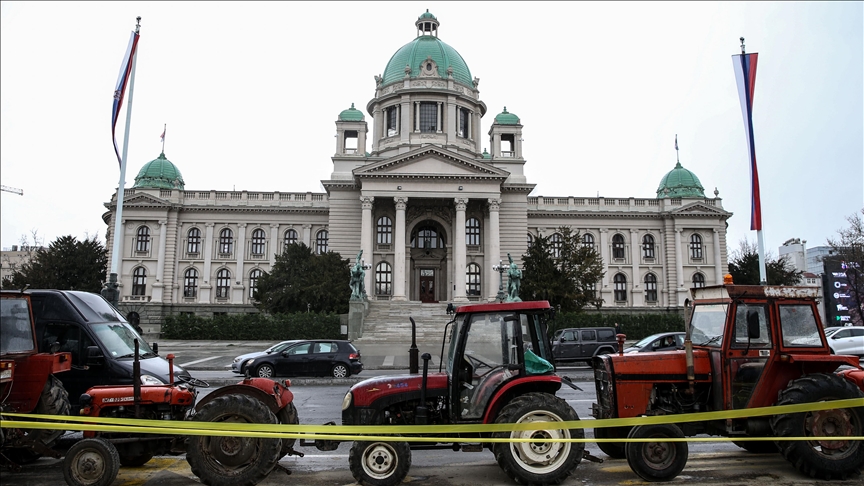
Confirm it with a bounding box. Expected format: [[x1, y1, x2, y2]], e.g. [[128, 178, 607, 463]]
[[102, 12, 732, 332]]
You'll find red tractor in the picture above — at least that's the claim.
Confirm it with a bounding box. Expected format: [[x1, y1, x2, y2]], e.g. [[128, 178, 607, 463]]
[[341, 301, 594, 486], [1, 290, 72, 468], [591, 282, 864, 481]]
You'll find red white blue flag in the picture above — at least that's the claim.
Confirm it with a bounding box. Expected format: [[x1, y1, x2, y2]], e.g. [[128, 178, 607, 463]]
[[112, 30, 140, 168], [732, 52, 762, 231]]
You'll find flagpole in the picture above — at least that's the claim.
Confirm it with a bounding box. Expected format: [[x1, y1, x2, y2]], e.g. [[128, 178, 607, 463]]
[[106, 16, 141, 306], [741, 38, 767, 285], [162, 123, 166, 153]]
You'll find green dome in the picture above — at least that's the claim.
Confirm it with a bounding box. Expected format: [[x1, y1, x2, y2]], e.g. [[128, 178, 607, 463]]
[[133, 152, 185, 190], [482, 148, 491, 159], [656, 162, 705, 198], [381, 15, 472, 88], [338, 103, 364, 121], [494, 107, 520, 125], [418, 9, 437, 20]]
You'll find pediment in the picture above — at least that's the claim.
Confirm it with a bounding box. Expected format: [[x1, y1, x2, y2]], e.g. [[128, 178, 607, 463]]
[[121, 193, 171, 207], [354, 146, 509, 180], [669, 201, 731, 217]]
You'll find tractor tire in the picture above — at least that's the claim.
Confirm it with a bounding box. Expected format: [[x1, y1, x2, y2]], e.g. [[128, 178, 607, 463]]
[[186, 394, 281, 486], [6, 374, 71, 464], [769, 372, 864, 480], [732, 440, 778, 454], [63, 437, 120, 486], [594, 426, 631, 459], [492, 392, 584, 485], [625, 423, 688, 482], [349, 439, 411, 486], [277, 402, 299, 460], [118, 451, 154, 467], [255, 363, 275, 379]]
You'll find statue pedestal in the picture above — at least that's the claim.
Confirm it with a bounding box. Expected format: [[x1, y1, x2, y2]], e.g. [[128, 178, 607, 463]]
[[348, 300, 368, 340]]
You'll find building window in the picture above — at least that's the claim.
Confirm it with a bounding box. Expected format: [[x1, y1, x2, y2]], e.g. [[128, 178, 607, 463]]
[[644, 273, 658, 302], [642, 234, 655, 259], [187, 228, 201, 254], [251, 229, 266, 256], [417, 102, 438, 132], [183, 268, 198, 298], [466, 263, 481, 296], [582, 233, 595, 250], [132, 267, 147, 296], [466, 218, 481, 246], [613, 273, 627, 301], [612, 234, 625, 259], [412, 226, 443, 249], [458, 107, 469, 138], [219, 228, 233, 255], [386, 106, 398, 137], [377, 217, 392, 244], [136, 226, 150, 252], [216, 269, 231, 298], [693, 272, 706, 288], [249, 269, 263, 299], [550, 233, 563, 258], [527, 233, 534, 246], [284, 229, 298, 247], [690, 234, 703, 259], [375, 262, 392, 295], [586, 281, 597, 298], [316, 230, 329, 254]]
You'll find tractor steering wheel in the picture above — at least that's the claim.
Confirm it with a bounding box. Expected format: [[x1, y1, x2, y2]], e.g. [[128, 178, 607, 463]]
[[464, 354, 495, 371]]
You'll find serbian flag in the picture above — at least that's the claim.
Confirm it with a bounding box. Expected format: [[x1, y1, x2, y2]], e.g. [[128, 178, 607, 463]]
[[111, 30, 140, 168], [733, 52, 762, 231], [160, 127, 165, 142]]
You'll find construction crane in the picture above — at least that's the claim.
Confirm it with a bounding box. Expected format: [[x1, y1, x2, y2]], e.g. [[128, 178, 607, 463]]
[[1, 185, 23, 196]]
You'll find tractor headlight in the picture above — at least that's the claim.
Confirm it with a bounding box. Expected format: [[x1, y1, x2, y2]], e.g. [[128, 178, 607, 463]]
[[140, 374, 164, 385], [341, 391, 353, 411]]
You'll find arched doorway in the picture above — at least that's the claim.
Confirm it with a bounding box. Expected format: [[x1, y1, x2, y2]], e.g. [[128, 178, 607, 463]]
[[410, 221, 448, 303]]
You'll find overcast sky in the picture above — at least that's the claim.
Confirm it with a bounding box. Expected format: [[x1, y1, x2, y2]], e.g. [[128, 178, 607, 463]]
[[1, 1, 861, 260]]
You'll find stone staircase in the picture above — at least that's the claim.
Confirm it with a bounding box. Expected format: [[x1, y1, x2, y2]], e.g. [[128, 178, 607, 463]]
[[354, 301, 454, 346]]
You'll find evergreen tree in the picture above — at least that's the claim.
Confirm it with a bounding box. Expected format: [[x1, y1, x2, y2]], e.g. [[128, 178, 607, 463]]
[[1, 235, 108, 292], [727, 239, 802, 285]]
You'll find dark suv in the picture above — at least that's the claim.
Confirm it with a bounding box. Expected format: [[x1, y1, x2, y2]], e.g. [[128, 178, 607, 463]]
[[551, 327, 617, 363]]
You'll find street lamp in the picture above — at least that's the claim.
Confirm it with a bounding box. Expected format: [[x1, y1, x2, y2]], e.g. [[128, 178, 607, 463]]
[[491, 260, 506, 302]]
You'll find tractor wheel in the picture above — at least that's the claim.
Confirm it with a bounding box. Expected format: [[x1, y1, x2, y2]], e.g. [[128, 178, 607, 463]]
[[119, 451, 154, 467], [7, 374, 71, 464], [277, 402, 299, 460], [255, 363, 275, 379], [732, 440, 778, 454], [594, 426, 631, 459], [186, 394, 281, 486], [625, 423, 688, 482], [63, 438, 120, 486], [769, 372, 864, 480], [349, 439, 411, 486], [492, 392, 584, 485], [331, 363, 349, 378]]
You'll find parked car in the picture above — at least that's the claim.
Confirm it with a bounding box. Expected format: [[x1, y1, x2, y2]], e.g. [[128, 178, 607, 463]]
[[244, 339, 363, 378], [551, 327, 617, 364], [824, 326, 864, 357], [232, 340, 300, 374], [623, 331, 686, 354]]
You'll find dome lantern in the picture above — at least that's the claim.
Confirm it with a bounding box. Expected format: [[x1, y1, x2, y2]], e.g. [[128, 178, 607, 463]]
[[416, 9, 439, 37]]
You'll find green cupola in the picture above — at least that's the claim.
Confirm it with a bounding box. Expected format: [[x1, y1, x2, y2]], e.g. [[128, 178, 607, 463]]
[[338, 103, 365, 122], [656, 161, 705, 198], [133, 152, 185, 190], [494, 107, 520, 125]]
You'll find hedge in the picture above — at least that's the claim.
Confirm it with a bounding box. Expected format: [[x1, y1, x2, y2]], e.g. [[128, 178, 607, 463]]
[[162, 312, 341, 340], [548, 312, 685, 341]]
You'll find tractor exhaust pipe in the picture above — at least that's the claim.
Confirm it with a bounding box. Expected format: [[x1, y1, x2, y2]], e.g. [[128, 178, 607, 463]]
[[409, 317, 419, 374]]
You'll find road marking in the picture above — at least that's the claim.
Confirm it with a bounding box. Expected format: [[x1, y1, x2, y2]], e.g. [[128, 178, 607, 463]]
[[179, 356, 223, 367], [383, 355, 395, 366]]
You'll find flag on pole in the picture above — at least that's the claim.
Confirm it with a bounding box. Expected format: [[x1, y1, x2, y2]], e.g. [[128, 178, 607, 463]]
[[675, 134, 678, 151], [112, 30, 140, 168], [732, 51, 762, 231], [160, 127, 166, 142]]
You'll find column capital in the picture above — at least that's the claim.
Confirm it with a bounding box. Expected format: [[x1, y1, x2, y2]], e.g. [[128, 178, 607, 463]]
[[454, 197, 468, 210], [630, 228, 639, 234], [360, 196, 375, 209], [270, 223, 280, 229], [238, 223, 247, 228], [303, 224, 312, 229], [206, 222, 215, 227], [599, 228, 608, 234], [159, 220, 167, 226], [487, 198, 501, 211], [394, 196, 408, 210]]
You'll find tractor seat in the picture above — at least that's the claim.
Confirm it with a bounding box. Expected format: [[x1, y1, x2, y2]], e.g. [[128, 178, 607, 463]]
[[469, 367, 511, 417]]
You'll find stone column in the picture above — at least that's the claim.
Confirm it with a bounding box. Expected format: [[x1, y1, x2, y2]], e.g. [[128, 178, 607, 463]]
[[269, 224, 280, 267], [446, 100, 456, 140], [302, 224, 312, 247], [713, 229, 723, 284], [675, 228, 684, 288], [414, 102, 420, 132], [152, 220, 168, 303], [437, 102, 443, 133], [630, 229, 642, 306], [453, 198, 468, 302], [487, 198, 501, 301], [234, 223, 247, 303], [371, 108, 381, 152], [358, 124, 367, 154], [400, 99, 410, 142], [393, 197, 408, 301], [360, 196, 375, 294], [599, 229, 610, 288], [335, 128, 343, 154], [201, 223, 215, 303]]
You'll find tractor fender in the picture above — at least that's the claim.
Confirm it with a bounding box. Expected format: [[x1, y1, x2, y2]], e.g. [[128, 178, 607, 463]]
[[482, 375, 562, 423], [837, 368, 864, 392], [194, 380, 293, 417]]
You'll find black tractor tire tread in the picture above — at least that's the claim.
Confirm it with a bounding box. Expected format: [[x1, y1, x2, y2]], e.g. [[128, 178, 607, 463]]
[[348, 439, 412, 486], [277, 402, 300, 459], [6, 374, 71, 464], [769, 372, 864, 480], [186, 394, 281, 486], [492, 392, 584, 485], [625, 423, 689, 482], [62, 437, 120, 486]]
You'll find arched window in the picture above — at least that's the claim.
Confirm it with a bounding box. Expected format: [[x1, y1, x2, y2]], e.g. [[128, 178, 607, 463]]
[[466, 263, 481, 296], [250, 229, 266, 256], [136, 226, 150, 252], [550, 233, 564, 258], [690, 234, 703, 259], [375, 262, 392, 295], [216, 268, 231, 298], [187, 228, 201, 254], [183, 268, 198, 298], [316, 230, 329, 254], [249, 269, 263, 299], [411, 226, 444, 249], [582, 233, 595, 250], [613, 273, 627, 301], [284, 229, 298, 247], [527, 233, 534, 246], [466, 218, 481, 246], [692, 272, 706, 288], [612, 234, 625, 259], [219, 228, 233, 255], [644, 273, 658, 302], [132, 267, 147, 296], [642, 234, 655, 259], [377, 217, 392, 244]]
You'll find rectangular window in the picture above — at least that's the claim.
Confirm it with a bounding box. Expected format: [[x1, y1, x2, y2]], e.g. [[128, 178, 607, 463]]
[[386, 106, 398, 136], [458, 107, 469, 138], [418, 102, 437, 133], [780, 304, 821, 347]]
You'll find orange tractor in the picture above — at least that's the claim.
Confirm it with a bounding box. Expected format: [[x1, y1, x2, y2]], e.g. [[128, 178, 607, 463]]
[[591, 283, 864, 481]]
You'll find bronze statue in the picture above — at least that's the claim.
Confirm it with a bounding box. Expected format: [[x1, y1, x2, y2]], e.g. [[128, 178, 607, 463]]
[[505, 253, 522, 303], [349, 250, 366, 301]]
